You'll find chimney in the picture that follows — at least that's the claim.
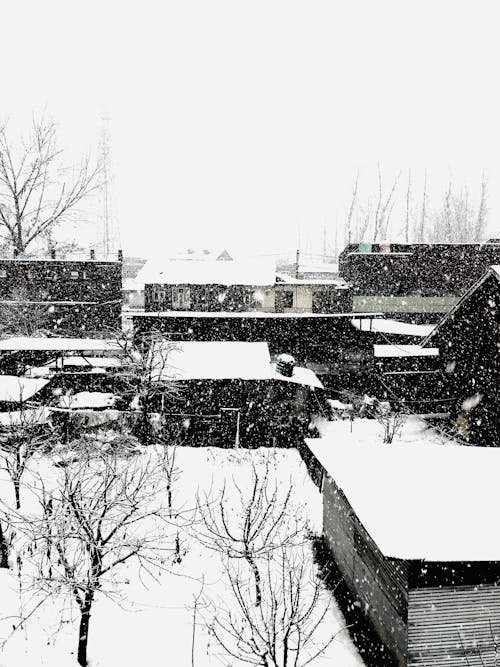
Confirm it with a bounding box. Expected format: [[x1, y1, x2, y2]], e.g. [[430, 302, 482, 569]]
[[295, 249, 300, 279], [118, 249, 123, 262], [90, 249, 95, 260], [50, 249, 56, 259], [276, 353, 295, 378]]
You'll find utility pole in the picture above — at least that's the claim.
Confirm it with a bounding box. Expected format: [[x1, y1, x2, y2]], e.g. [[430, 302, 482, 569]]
[[99, 115, 114, 260]]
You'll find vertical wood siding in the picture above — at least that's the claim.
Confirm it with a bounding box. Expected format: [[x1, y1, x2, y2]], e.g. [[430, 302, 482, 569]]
[[323, 474, 409, 665], [408, 584, 500, 666]]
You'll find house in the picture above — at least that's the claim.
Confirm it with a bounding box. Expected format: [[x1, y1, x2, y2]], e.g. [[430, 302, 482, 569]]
[[306, 425, 500, 666], [0, 252, 122, 335], [339, 241, 500, 322], [421, 265, 500, 446], [150, 341, 324, 447], [132, 310, 386, 391], [139, 258, 350, 314]]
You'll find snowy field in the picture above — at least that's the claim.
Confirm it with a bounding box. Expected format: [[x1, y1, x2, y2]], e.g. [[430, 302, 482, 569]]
[[0, 444, 364, 667]]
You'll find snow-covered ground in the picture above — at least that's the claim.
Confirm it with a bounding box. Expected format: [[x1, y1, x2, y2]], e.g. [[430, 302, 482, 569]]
[[0, 445, 364, 667]]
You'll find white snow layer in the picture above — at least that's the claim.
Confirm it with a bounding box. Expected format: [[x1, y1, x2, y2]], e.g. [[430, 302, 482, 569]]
[[351, 318, 435, 336], [136, 258, 278, 286], [373, 344, 439, 357], [153, 341, 324, 388], [0, 337, 122, 352], [306, 418, 500, 561], [0, 376, 49, 402], [58, 392, 120, 409], [0, 447, 363, 667]]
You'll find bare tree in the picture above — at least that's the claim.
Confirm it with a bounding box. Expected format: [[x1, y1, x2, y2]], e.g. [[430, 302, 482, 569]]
[[404, 170, 412, 242], [109, 329, 180, 445], [207, 546, 338, 667], [345, 171, 359, 245], [0, 285, 52, 337], [475, 173, 488, 240], [0, 116, 100, 254], [197, 460, 301, 607], [372, 165, 401, 242], [375, 401, 404, 444], [0, 405, 53, 510], [415, 170, 427, 242], [8, 447, 172, 666]]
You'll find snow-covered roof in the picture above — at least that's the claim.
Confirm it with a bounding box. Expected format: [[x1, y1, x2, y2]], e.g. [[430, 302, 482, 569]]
[[122, 278, 144, 292], [58, 392, 119, 410], [24, 356, 122, 377], [153, 341, 323, 389], [0, 337, 122, 352], [298, 263, 339, 274], [136, 311, 381, 319], [306, 430, 500, 561], [373, 345, 439, 358], [137, 258, 277, 286], [0, 407, 52, 427], [0, 376, 49, 402], [351, 318, 435, 337]]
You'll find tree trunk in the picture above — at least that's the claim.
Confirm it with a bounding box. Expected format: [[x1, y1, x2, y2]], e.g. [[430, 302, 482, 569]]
[[77, 592, 94, 666], [0, 520, 9, 569], [245, 552, 262, 607], [14, 479, 20, 510]]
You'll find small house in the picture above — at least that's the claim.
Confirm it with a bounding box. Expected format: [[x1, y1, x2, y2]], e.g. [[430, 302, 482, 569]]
[[306, 429, 500, 666], [151, 341, 324, 447]]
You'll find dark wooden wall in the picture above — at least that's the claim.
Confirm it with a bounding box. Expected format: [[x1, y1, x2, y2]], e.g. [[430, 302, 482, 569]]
[[431, 273, 500, 445], [322, 473, 409, 666], [339, 243, 500, 297]]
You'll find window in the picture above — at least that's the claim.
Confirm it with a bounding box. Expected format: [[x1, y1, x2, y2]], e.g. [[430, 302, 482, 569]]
[[282, 290, 293, 309], [151, 286, 165, 303], [172, 287, 191, 309], [70, 270, 79, 280], [0, 269, 7, 278]]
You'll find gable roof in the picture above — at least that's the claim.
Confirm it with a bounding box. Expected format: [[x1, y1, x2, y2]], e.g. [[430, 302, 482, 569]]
[[422, 265, 500, 346]]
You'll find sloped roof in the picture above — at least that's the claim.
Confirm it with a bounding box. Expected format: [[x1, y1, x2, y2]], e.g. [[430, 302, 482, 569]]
[[373, 345, 439, 358], [152, 341, 323, 388], [351, 318, 434, 337], [307, 430, 500, 561], [136, 259, 277, 286], [0, 376, 49, 402], [422, 265, 500, 346], [0, 337, 122, 352]]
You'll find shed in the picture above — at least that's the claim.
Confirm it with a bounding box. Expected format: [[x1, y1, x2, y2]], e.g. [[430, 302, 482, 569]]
[[149, 341, 324, 447], [306, 431, 500, 666]]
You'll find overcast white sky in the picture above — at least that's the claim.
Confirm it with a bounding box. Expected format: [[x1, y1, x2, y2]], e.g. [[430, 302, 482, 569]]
[[2, 1, 499, 260]]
